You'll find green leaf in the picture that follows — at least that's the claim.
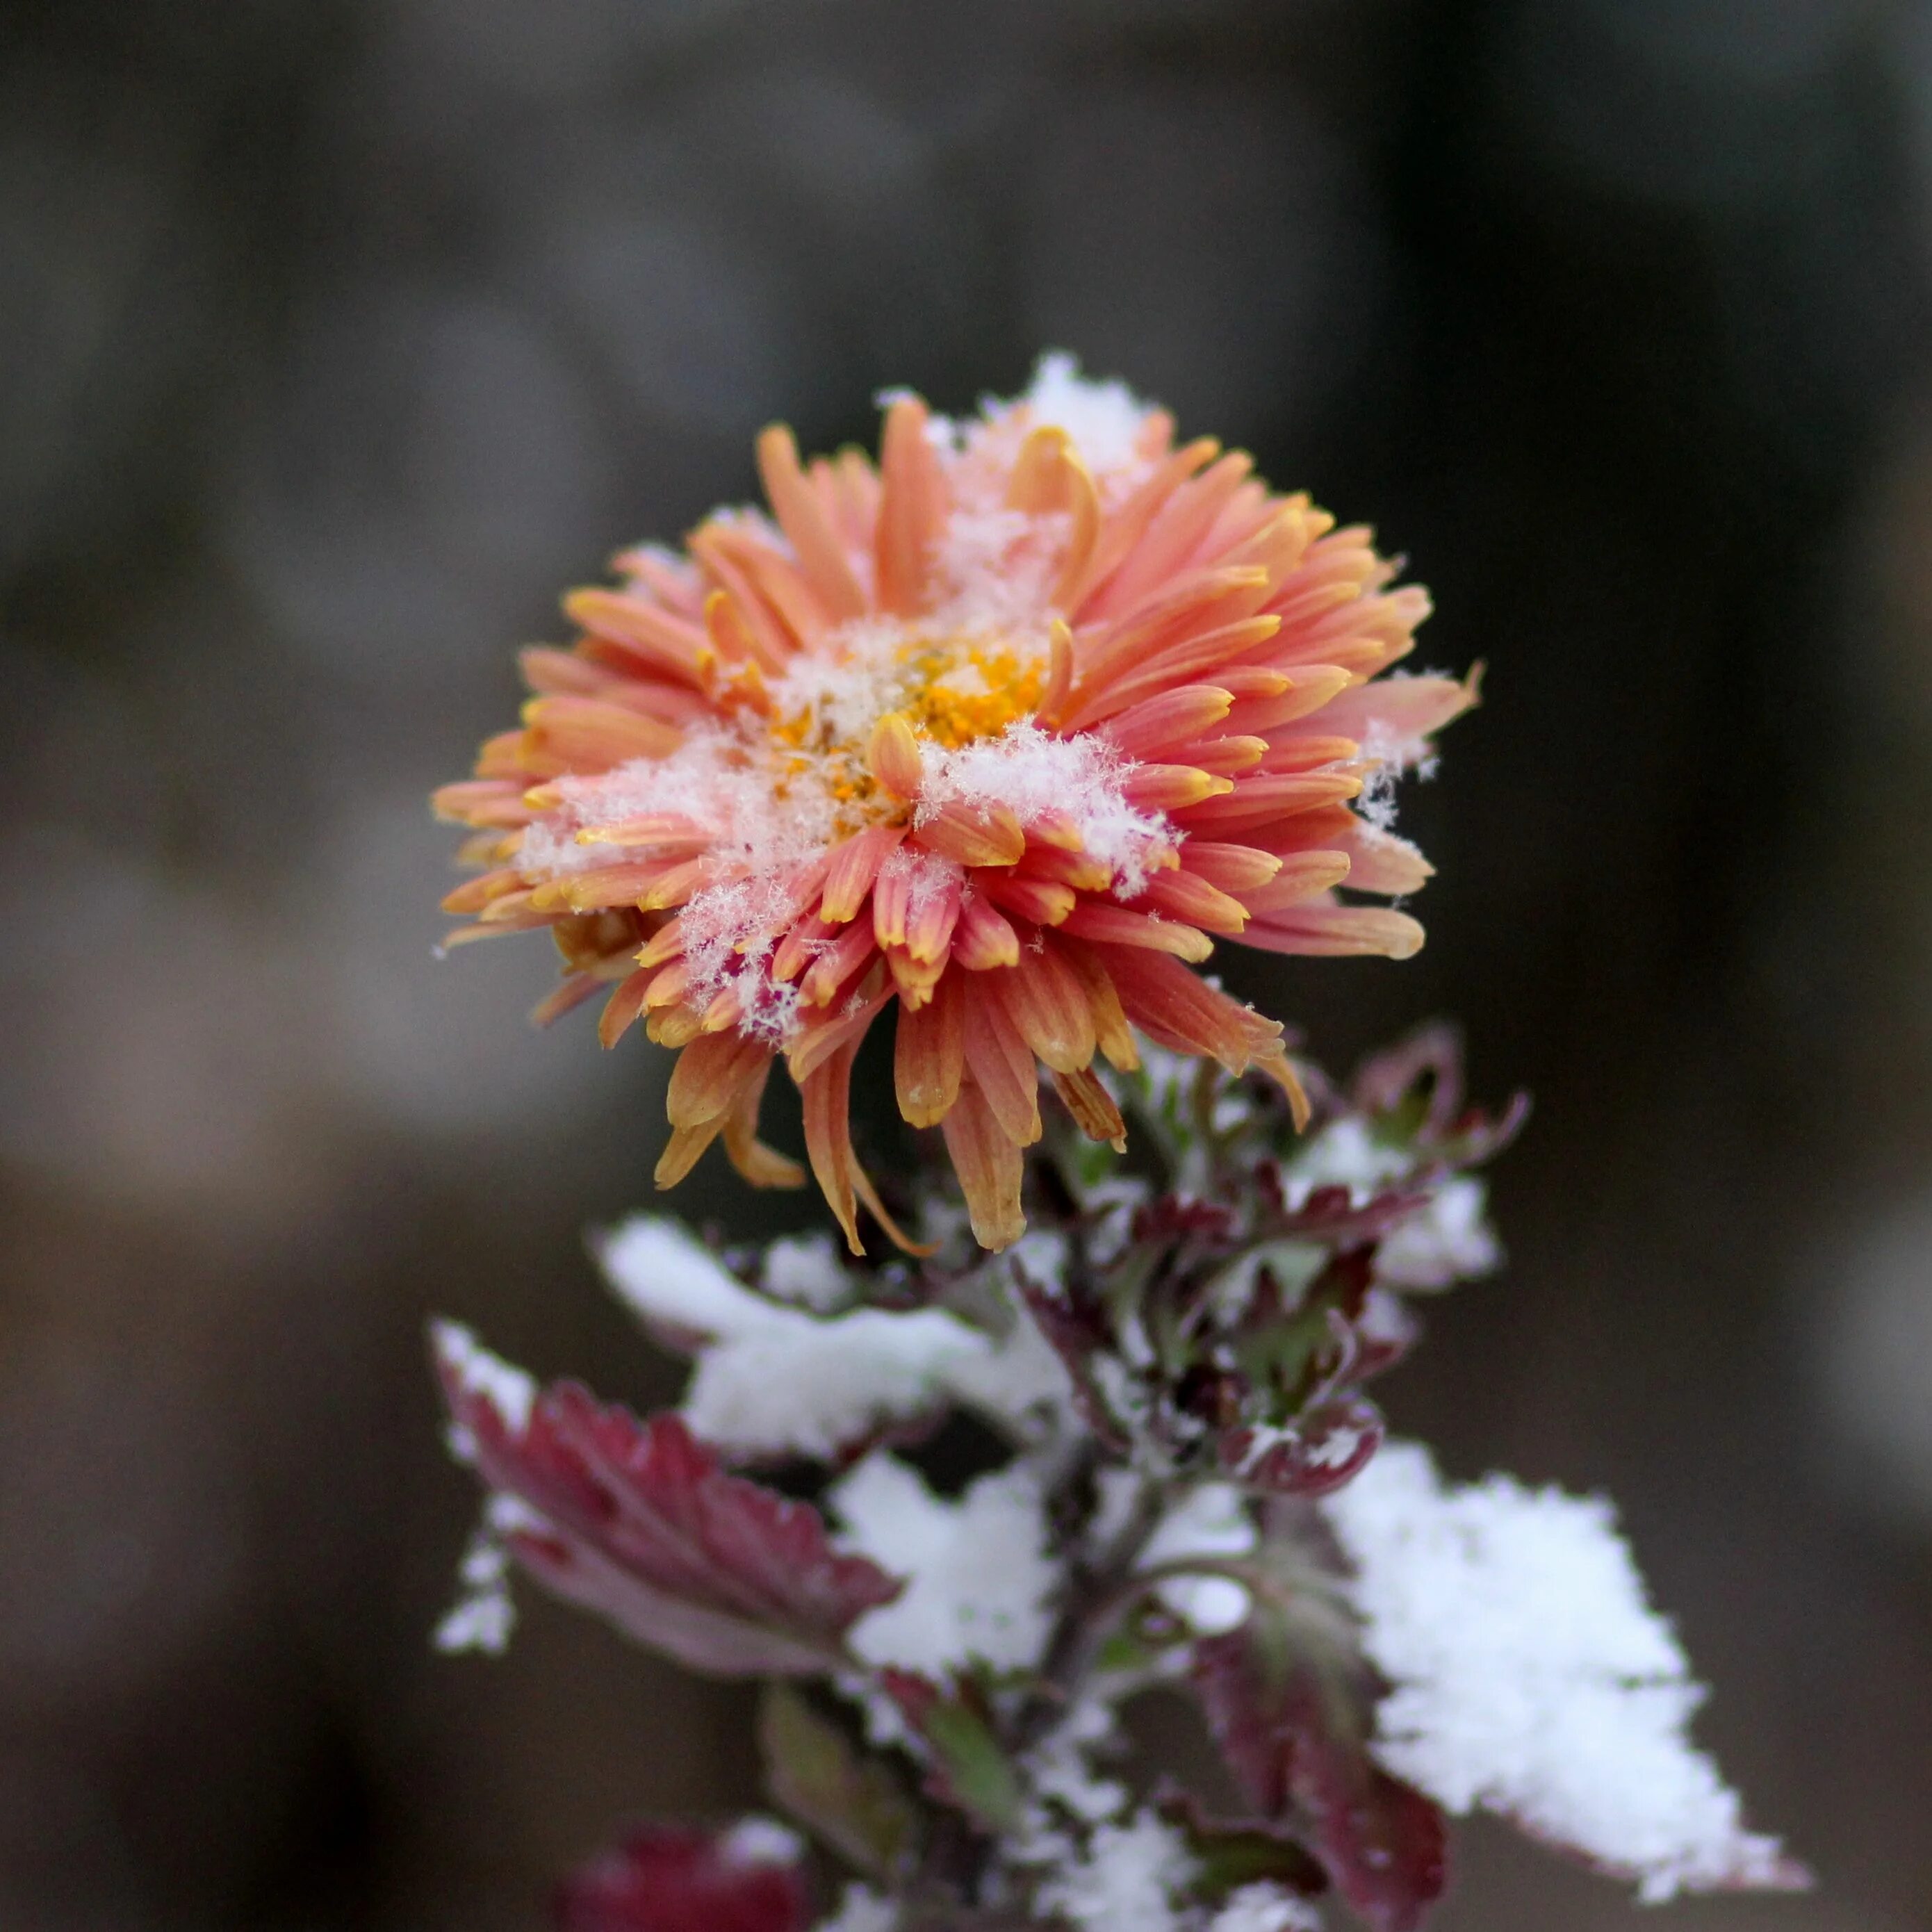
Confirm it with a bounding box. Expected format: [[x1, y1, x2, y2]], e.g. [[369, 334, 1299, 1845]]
[[916, 1693, 1026, 1834], [758, 1685, 921, 1881]]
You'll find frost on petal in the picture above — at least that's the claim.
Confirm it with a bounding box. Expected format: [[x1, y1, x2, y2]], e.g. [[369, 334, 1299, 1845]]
[[432, 1325, 901, 1677], [1024, 353, 1155, 476], [1033, 1811, 1198, 1932], [917, 724, 1169, 897], [1320, 1441, 1804, 1902], [832, 1453, 1059, 1675], [555, 1822, 808, 1932]]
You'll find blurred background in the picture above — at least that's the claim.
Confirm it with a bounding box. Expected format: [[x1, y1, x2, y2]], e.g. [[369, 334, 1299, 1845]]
[[3, 0, 1930, 1925]]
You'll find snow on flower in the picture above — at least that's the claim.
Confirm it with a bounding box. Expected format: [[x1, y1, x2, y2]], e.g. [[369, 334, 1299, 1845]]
[[598, 1214, 1066, 1456], [1320, 1440, 1801, 1902], [830, 1451, 1058, 1675], [434, 355, 1473, 1253]]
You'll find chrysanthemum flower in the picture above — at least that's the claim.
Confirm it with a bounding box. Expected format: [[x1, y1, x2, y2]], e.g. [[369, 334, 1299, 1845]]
[[434, 357, 1473, 1252]]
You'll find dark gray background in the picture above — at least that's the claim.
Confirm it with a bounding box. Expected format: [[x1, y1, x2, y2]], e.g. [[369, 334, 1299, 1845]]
[[3, 1, 1929, 1926]]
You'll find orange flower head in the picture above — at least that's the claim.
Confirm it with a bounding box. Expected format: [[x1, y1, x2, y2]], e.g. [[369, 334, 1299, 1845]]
[[434, 357, 1475, 1252]]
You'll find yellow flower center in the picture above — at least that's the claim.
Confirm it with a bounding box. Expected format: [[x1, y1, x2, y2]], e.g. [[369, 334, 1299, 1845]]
[[764, 629, 1047, 833]]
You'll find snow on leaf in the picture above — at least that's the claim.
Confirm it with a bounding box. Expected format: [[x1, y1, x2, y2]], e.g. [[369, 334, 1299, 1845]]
[[432, 1323, 902, 1678], [554, 1823, 809, 1932], [831, 1452, 1058, 1676], [1320, 1441, 1807, 1902], [1194, 1616, 1448, 1932], [1033, 1809, 1200, 1932], [600, 1214, 1037, 1462], [1219, 1395, 1385, 1498]]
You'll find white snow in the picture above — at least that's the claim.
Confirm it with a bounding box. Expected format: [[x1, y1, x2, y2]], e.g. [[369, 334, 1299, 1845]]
[[719, 1817, 805, 1868], [432, 1320, 536, 1434], [1206, 1884, 1323, 1932], [1320, 1441, 1795, 1902], [833, 1452, 1059, 1674], [760, 1231, 853, 1311], [1286, 1117, 1411, 1195], [917, 723, 1170, 897], [1374, 1177, 1500, 1291], [1033, 1811, 1197, 1932], [814, 1883, 899, 1932], [1024, 1697, 1130, 1826], [1019, 352, 1157, 485], [433, 1491, 545, 1655], [1139, 1483, 1257, 1637], [600, 1215, 1074, 1458], [600, 1217, 764, 1341]]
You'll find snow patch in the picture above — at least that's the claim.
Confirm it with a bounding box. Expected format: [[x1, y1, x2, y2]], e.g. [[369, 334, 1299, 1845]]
[[1206, 1885, 1323, 1932], [1321, 1441, 1797, 1903], [1140, 1483, 1256, 1636], [760, 1231, 852, 1311], [1375, 1177, 1500, 1291], [433, 1320, 536, 1434], [814, 1883, 899, 1932], [833, 1453, 1058, 1674], [1033, 1811, 1197, 1932], [919, 723, 1169, 897]]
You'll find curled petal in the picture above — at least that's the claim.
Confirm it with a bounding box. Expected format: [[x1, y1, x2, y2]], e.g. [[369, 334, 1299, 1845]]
[[953, 895, 1022, 971], [722, 1054, 805, 1190]]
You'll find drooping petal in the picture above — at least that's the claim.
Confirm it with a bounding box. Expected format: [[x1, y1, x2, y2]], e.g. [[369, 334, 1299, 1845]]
[[940, 1077, 1026, 1251]]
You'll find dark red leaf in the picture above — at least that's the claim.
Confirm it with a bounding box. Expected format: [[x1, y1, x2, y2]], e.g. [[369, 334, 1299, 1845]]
[[1195, 1623, 1448, 1932], [1155, 1787, 1329, 1904], [555, 1826, 809, 1932], [1008, 1266, 1131, 1452], [1268, 1185, 1435, 1246], [434, 1324, 901, 1677], [1220, 1396, 1385, 1498], [1350, 1023, 1466, 1132], [1133, 1195, 1241, 1245]]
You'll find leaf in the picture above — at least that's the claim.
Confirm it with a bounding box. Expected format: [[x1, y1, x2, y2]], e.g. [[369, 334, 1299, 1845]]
[[1008, 1261, 1131, 1452], [880, 1669, 1025, 1833], [759, 1685, 922, 1880], [1220, 1396, 1385, 1498], [1195, 1616, 1448, 1932], [434, 1325, 902, 1677], [554, 1825, 809, 1932], [1156, 1788, 1329, 1906]]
